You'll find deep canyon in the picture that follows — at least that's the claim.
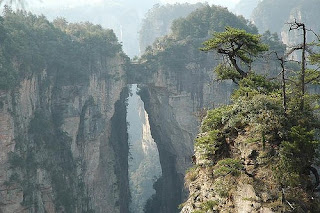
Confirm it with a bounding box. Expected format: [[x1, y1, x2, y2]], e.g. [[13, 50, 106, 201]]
[[0, 0, 320, 213]]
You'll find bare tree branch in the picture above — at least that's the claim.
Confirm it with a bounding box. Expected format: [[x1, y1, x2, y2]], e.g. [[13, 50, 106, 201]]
[[287, 20, 307, 111]]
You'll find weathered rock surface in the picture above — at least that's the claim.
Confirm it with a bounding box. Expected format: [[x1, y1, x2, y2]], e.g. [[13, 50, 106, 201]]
[[0, 55, 129, 213], [139, 49, 233, 212], [251, 0, 320, 47], [181, 140, 278, 213]]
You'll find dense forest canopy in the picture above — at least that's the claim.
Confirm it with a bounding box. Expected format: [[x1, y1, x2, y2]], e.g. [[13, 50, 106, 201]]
[[140, 5, 258, 64], [170, 5, 257, 40], [138, 4, 285, 83], [0, 6, 125, 90]]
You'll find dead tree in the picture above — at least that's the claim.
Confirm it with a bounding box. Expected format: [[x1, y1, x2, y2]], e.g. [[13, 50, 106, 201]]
[[275, 52, 287, 113], [288, 20, 307, 111]]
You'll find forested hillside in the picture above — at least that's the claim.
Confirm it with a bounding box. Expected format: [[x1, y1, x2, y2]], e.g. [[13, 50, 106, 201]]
[[0, 1, 320, 213], [0, 7, 130, 213], [139, 3, 205, 54], [139, 4, 257, 72], [180, 5, 320, 213], [0, 6, 125, 90]]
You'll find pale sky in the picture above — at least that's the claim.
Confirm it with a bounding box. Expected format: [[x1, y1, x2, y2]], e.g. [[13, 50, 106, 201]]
[[161, 0, 240, 6], [27, 0, 241, 10]]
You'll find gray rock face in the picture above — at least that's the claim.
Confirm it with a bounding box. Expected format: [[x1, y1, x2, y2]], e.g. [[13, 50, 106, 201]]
[[252, 0, 320, 47], [181, 140, 277, 213], [0, 55, 129, 213], [138, 50, 233, 212]]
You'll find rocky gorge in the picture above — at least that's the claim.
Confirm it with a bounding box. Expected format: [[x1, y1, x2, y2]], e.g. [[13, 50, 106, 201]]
[[0, 5, 236, 212], [0, 1, 320, 213]]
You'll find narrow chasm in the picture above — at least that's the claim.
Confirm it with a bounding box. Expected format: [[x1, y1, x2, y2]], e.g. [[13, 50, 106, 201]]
[[127, 84, 162, 213], [109, 87, 131, 213]]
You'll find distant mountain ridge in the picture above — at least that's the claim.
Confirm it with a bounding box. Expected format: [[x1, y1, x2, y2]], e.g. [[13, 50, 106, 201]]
[[232, 0, 260, 19], [251, 0, 320, 45]]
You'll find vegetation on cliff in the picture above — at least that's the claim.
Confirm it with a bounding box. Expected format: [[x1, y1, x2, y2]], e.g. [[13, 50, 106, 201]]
[[137, 5, 285, 84], [182, 25, 320, 212], [1, 8, 128, 213], [0, 6, 126, 90], [170, 5, 257, 40], [136, 5, 258, 89], [201, 27, 269, 81], [139, 2, 206, 53]]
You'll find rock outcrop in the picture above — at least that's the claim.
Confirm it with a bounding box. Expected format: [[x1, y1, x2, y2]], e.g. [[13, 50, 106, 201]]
[[138, 48, 233, 212], [181, 140, 277, 213], [251, 0, 320, 47], [0, 54, 129, 213]]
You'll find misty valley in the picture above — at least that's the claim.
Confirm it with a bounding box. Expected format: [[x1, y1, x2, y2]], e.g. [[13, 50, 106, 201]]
[[0, 0, 320, 213]]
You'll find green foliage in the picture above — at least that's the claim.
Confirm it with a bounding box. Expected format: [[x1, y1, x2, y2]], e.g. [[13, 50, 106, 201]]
[[201, 27, 268, 82], [310, 53, 320, 66], [195, 130, 222, 159], [196, 77, 285, 165], [184, 168, 198, 186], [306, 46, 320, 84], [200, 200, 218, 211], [203, 84, 284, 145], [213, 179, 231, 198], [139, 2, 205, 51], [214, 64, 242, 81], [261, 30, 286, 55], [231, 74, 280, 99], [0, 8, 124, 90], [276, 126, 319, 187], [214, 158, 243, 176], [201, 26, 268, 64], [201, 105, 232, 133], [171, 5, 257, 40]]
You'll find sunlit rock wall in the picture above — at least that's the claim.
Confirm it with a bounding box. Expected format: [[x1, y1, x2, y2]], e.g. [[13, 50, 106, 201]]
[[0, 54, 129, 213]]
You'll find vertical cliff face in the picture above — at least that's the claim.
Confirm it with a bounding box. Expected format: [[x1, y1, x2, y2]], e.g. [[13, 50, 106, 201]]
[[138, 50, 233, 212], [135, 5, 258, 211], [0, 10, 133, 213], [280, 3, 320, 50], [0, 53, 129, 213], [57, 56, 129, 213], [251, 0, 320, 47], [0, 74, 44, 213]]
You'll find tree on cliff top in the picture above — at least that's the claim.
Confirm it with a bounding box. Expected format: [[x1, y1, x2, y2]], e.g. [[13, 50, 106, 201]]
[[189, 26, 320, 213], [200, 27, 268, 82]]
